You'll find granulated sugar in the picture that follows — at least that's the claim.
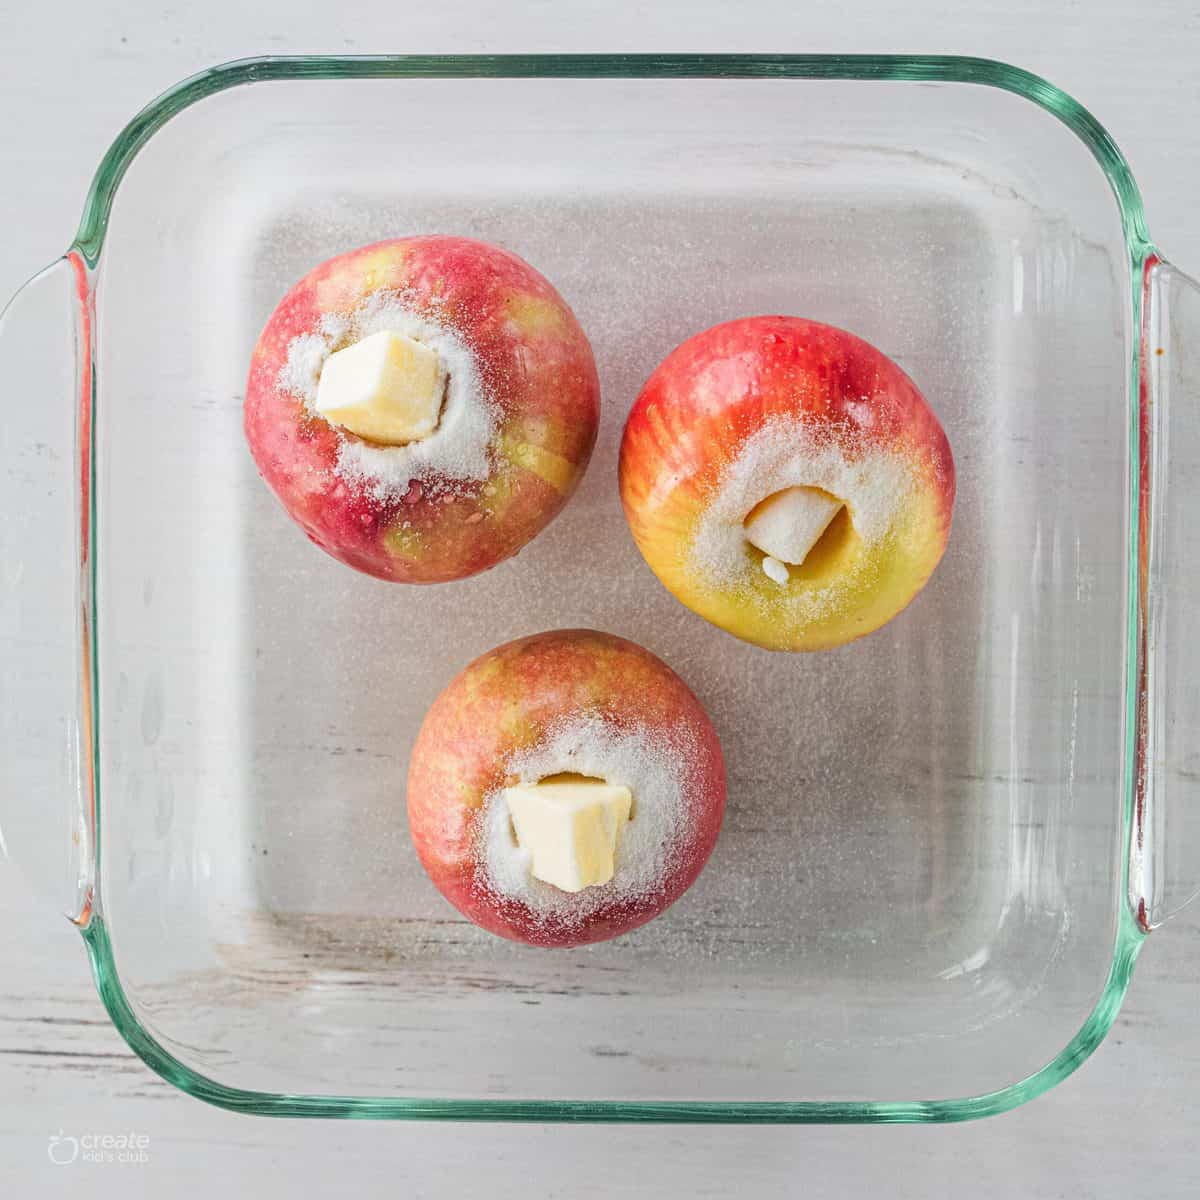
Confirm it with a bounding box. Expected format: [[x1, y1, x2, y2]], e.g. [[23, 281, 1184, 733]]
[[477, 716, 698, 932], [689, 416, 917, 619], [277, 290, 498, 500], [279, 331, 330, 397]]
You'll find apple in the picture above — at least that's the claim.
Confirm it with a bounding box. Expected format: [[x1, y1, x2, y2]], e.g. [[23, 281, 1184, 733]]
[[619, 316, 955, 651], [406, 629, 726, 948], [244, 236, 600, 583]]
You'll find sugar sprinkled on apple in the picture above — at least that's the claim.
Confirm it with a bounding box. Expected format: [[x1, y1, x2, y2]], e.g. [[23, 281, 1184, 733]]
[[245, 236, 600, 584], [406, 629, 726, 948], [620, 316, 955, 651]]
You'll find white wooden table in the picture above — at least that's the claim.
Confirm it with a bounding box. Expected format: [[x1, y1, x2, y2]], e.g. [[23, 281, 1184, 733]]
[[3, 2, 1199, 1195]]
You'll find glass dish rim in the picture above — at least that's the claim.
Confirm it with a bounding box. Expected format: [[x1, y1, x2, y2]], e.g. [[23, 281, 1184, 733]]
[[76, 52, 1152, 1123]]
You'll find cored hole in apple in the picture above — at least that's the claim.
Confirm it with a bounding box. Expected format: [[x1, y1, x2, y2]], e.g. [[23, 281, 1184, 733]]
[[742, 485, 861, 586]]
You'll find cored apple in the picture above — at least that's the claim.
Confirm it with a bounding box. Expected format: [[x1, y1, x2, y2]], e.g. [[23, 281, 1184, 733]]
[[244, 236, 600, 583], [619, 316, 955, 651], [406, 629, 726, 948]]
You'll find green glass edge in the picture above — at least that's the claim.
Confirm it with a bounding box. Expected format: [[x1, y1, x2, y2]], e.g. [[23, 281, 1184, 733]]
[[73, 53, 1154, 1123], [81, 912, 1144, 1123], [71, 53, 1154, 263]]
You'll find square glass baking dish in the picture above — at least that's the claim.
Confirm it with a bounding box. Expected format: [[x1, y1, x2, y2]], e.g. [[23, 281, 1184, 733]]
[[3, 54, 1200, 1123]]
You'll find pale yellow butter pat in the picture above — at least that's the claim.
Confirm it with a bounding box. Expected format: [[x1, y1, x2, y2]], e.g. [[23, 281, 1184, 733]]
[[744, 485, 843, 567], [505, 777, 633, 893], [314, 330, 445, 445]]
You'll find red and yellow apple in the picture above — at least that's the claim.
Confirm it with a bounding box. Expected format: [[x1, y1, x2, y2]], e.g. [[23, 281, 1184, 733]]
[[619, 316, 955, 651], [406, 629, 726, 948], [244, 236, 600, 583]]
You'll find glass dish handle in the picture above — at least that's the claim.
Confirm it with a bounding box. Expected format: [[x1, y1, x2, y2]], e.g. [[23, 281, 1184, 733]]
[[0, 253, 95, 925], [1135, 255, 1200, 929]]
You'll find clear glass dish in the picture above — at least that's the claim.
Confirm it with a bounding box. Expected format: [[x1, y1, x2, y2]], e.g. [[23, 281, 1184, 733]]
[[3, 54, 1199, 1123]]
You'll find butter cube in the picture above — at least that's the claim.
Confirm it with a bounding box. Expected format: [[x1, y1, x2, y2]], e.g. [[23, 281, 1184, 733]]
[[315, 330, 445, 445], [744, 485, 843, 567], [504, 776, 633, 893], [761, 555, 790, 585]]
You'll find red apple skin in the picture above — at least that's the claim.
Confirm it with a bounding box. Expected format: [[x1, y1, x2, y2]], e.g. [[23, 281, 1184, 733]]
[[407, 629, 727, 948], [619, 316, 956, 651], [245, 237, 600, 583]]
